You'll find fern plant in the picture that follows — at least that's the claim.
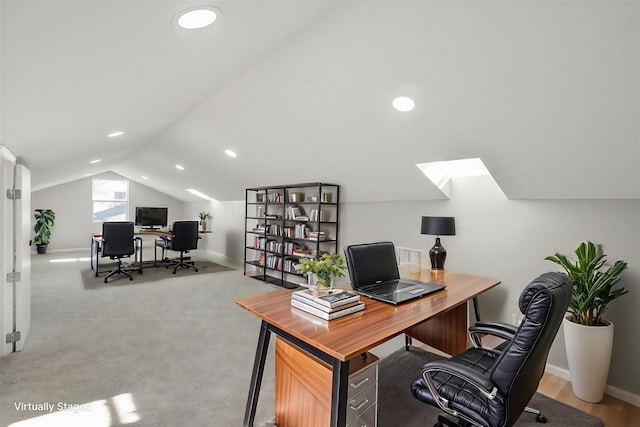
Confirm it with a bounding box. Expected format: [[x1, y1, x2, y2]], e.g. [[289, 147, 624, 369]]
[[545, 241, 627, 326]]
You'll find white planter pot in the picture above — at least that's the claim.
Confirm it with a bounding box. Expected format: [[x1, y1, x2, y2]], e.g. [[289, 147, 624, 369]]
[[563, 316, 614, 403]]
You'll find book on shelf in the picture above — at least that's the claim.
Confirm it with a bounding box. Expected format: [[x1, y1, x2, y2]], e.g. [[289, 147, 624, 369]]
[[292, 289, 359, 309], [291, 298, 365, 321], [307, 231, 326, 241]]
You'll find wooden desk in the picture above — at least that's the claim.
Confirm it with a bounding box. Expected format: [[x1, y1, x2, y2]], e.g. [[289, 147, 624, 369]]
[[236, 271, 500, 427]]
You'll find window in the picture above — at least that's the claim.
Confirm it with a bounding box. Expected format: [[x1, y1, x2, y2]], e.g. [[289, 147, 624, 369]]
[[92, 179, 128, 222]]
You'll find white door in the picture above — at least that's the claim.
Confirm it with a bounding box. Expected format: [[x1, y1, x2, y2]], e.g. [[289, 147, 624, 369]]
[[14, 164, 31, 351], [0, 146, 31, 355], [0, 146, 15, 355]]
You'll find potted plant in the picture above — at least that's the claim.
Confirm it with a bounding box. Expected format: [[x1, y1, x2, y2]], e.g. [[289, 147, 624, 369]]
[[33, 209, 55, 254], [198, 212, 211, 231], [545, 241, 628, 402], [299, 253, 347, 293]]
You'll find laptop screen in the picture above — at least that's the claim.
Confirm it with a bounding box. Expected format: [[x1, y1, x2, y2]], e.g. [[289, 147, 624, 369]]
[[344, 242, 401, 290]]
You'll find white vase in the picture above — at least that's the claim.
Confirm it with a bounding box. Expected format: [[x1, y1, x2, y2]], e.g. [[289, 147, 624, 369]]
[[563, 316, 614, 403]]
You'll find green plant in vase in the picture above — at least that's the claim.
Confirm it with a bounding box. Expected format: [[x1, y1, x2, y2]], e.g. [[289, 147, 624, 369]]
[[299, 253, 347, 292], [198, 212, 211, 231], [545, 241, 628, 326]]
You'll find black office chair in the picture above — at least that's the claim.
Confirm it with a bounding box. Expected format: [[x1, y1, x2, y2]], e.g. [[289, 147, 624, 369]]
[[155, 220, 200, 274], [410, 272, 573, 427], [101, 221, 136, 283]]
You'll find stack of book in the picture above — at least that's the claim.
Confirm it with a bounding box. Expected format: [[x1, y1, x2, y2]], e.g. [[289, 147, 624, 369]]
[[291, 289, 364, 320], [307, 231, 326, 241]]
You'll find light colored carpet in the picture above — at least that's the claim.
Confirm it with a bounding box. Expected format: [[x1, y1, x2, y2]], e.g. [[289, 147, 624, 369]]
[[0, 251, 281, 427]]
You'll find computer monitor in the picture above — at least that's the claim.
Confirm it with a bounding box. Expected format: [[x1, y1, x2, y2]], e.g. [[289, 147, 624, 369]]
[[134, 207, 168, 230]]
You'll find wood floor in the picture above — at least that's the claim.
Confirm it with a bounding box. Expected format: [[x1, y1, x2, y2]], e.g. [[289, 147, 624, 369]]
[[537, 372, 640, 426]]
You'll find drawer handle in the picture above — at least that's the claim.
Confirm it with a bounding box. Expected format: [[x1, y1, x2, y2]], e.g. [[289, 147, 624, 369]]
[[350, 377, 369, 389], [349, 398, 369, 411]]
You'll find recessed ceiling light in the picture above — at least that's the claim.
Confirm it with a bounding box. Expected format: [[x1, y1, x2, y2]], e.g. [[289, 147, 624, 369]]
[[392, 96, 415, 112], [141, 176, 148, 180], [225, 149, 237, 158], [107, 131, 124, 138], [89, 159, 102, 164], [186, 188, 218, 202], [176, 6, 219, 29], [175, 164, 184, 170]]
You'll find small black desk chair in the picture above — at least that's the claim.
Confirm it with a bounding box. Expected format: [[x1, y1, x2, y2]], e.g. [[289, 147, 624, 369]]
[[101, 221, 137, 283], [155, 221, 200, 274]]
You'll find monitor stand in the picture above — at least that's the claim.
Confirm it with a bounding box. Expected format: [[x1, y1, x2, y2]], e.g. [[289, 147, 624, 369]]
[[141, 226, 161, 231]]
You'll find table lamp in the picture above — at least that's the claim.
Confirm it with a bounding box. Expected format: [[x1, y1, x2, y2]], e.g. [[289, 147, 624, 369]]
[[421, 216, 456, 270]]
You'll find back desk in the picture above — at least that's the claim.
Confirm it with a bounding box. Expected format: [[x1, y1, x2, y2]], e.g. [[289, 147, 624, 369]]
[[90, 229, 210, 276]]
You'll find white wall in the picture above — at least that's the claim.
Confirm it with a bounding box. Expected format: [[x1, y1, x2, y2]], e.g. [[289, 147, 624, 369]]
[[31, 172, 184, 252], [183, 199, 245, 266], [219, 177, 640, 398]]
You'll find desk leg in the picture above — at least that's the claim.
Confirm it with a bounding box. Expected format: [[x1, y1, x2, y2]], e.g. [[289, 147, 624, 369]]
[[136, 238, 143, 274], [91, 238, 95, 275], [91, 238, 100, 278], [243, 320, 271, 427], [330, 358, 349, 427]]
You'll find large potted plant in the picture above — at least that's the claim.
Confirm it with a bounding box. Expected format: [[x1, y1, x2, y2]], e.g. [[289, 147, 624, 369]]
[[33, 209, 56, 254], [299, 253, 347, 293], [545, 241, 628, 402]]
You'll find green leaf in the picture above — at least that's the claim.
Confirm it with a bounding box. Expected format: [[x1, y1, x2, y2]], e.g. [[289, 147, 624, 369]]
[[545, 241, 628, 326]]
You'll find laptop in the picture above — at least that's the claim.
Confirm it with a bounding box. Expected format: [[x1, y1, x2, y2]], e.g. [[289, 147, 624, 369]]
[[343, 241, 445, 305]]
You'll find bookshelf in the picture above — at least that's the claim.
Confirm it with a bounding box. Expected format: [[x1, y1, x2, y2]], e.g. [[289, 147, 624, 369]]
[[244, 182, 340, 289]]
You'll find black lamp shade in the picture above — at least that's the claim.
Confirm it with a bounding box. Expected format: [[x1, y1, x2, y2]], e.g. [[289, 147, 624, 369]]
[[421, 216, 456, 236]]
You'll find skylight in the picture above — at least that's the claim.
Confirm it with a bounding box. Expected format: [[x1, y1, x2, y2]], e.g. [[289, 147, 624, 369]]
[[416, 158, 506, 198], [416, 158, 490, 189]]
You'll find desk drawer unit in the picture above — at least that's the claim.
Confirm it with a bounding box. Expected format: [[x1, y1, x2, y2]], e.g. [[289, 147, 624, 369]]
[[348, 403, 377, 427], [346, 381, 377, 426], [275, 337, 379, 427]]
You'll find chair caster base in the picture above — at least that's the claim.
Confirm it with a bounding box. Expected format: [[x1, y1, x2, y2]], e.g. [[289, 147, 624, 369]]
[[434, 414, 471, 427], [535, 414, 547, 423]]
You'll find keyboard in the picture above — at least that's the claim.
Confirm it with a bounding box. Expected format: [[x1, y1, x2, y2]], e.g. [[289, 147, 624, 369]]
[[363, 282, 399, 296]]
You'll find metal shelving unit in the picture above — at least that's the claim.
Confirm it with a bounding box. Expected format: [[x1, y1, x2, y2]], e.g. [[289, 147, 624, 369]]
[[244, 182, 340, 289]]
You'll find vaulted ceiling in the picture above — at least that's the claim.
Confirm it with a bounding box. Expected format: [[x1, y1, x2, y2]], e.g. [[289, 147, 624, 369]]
[[2, 1, 639, 202]]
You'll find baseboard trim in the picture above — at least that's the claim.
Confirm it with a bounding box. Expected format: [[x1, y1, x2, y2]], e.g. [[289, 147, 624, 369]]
[[200, 250, 242, 269], [545, 363, 640, 407]]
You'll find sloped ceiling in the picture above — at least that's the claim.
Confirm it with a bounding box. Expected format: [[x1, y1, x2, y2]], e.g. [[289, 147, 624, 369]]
[[2, 0, 639, 202]]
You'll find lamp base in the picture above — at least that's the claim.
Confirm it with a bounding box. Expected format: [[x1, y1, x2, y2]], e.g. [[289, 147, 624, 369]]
[[429, 237, 447, 270]]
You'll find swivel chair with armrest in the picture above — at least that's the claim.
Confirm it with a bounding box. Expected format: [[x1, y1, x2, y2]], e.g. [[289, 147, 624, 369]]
[[155, 220, 200, 274], [101, 221, 137, 283], [410, 272, 573, 427]]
